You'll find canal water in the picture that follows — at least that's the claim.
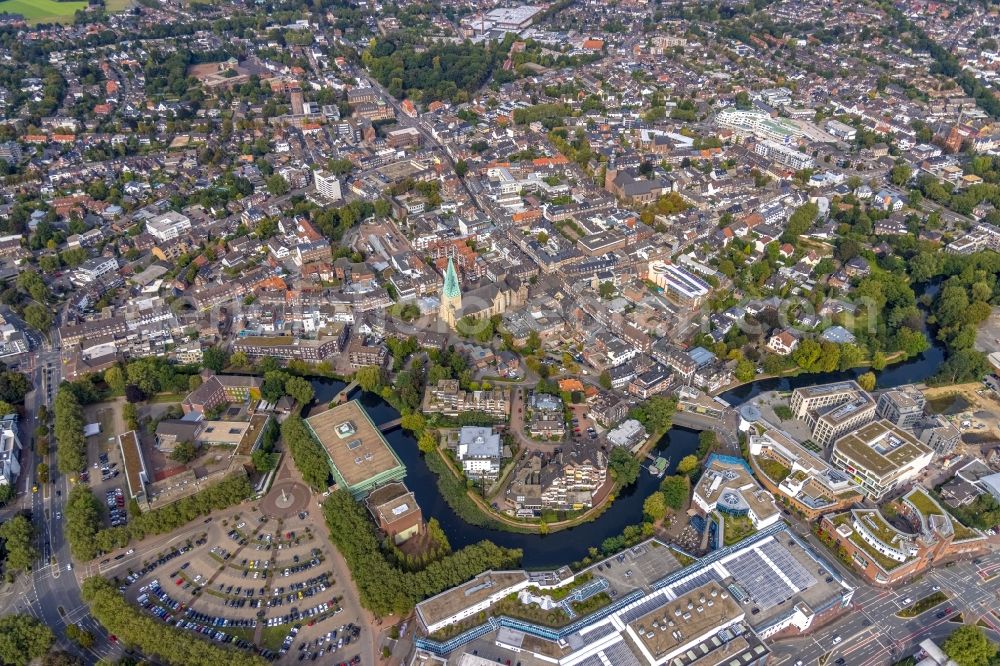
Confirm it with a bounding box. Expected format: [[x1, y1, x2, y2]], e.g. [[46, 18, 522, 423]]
[[308, 326, 942, 568]]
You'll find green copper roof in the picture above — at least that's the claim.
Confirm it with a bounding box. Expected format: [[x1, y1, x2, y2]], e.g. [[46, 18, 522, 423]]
[[442, 257, 461, 299]]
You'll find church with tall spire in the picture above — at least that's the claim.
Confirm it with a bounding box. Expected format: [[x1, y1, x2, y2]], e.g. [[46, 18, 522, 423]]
[[439, 257, 463, 329]]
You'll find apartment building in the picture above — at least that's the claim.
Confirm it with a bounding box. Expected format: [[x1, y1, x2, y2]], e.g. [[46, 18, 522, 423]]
[[146, 211, 192, 241], [875, 385, 926, 430], [313, 169, 342, 201], [0, 413, 21, 487], [421, 379, 510, 419], [830, 421, 933, 500], [456, 426, 503, 480], [233, 327, 348, 363]]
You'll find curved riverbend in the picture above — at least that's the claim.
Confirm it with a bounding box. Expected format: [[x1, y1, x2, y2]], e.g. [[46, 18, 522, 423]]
[[307, 324, 944, 568]]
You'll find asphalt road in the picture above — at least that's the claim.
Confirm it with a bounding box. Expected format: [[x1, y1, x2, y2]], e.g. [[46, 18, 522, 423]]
[[770, 553, 1000, 665], [10, 335, 122, 664]]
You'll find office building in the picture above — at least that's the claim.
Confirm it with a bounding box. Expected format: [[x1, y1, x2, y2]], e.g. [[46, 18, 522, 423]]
[[305, 400, 406, 498], [830, 421, 933, 500], [790, 381, 877, 447]]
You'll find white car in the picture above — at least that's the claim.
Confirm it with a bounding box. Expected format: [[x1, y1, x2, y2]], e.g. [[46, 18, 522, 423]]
[[903, 597, 913, 605], [931, 585, 940, 591], [832, 635, 842, 644]]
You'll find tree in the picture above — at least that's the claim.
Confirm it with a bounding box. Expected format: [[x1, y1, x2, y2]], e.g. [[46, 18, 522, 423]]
[[23, 304, 53, 333], [261, 370, 288, 403], [64, 624, 94, 649], [283, 376, 314, 405], [0, 371, 30, 404], [871, 351, 888, 371], [355, 366, 384, 393], [857, 371, 876, 391], [792, 339, 822, 371], [266, 174, 289, 196], [417, 430, 438, 454], [170, 440, 198, 464], [784, 202, 819, 242], [598, 281, 616, 299], [251, 449, 278, 472], [608, 447, 641, 486], [628, 396, 677, 433], [0, 515, 37, 574], [676, 454, 700, 476], [54, 386, 86, 475], [598, 370, 612, 390], [122, 402, 138, 430], [230, 351, 249, 368], [103, 366, 125, 394], [36, 462, 48, 483], [660, 475, 688, 510], [735, 90, 752, 110], [0, 615, 54, 666], [80, 578, 265, 666], [454, 160, 468, 177], [202, 347, 228, 373], [643, 492, 668, 521], [890, 159, 912, 187], [735, 358, 755, 382], [942, 626, 998, 666], [281, 416, 330, 491]]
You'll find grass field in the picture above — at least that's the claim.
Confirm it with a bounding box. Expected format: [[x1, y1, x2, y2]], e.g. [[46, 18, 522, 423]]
[[0, 0, 132, 24]]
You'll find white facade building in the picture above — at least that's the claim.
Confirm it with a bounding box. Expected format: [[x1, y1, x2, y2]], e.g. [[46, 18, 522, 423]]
[[146, 211, 192, 242], [313, 170, 342, 201]]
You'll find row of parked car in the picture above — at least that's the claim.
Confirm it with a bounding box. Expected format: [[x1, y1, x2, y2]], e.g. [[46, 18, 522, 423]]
[[106, 488, 127, 527], [119, 545, 193, 591]]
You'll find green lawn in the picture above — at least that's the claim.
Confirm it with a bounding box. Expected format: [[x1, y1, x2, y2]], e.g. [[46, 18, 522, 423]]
[[0, 0, 132, 24]]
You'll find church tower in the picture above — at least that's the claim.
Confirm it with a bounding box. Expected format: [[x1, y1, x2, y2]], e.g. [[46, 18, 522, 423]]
[[440, 257, 462, 329]]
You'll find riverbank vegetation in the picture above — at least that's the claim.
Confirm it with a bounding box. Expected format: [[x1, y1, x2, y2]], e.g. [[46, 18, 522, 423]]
[[322, 489, 521, 616]]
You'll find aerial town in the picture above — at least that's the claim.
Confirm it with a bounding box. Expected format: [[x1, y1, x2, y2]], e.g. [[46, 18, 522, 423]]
[[0, 0, 999, 665]]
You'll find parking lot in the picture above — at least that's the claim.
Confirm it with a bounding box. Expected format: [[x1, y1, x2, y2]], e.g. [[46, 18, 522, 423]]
[[111, 504, 367, 664]]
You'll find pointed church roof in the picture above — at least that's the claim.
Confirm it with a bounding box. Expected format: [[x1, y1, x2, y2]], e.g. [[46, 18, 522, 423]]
[[442, 257, 461, 299]]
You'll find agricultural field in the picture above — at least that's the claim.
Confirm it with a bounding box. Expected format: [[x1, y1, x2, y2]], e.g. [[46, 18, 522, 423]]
[[0, 0, 131, 24]]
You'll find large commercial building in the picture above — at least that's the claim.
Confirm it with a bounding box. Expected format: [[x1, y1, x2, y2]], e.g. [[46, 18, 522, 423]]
[[820, 488, 985, 585], [749, 428, 862, 519], [305, 400, 405, 498], [790, 381, 876, 447], [414, 525, 854, 665], [647, 260, 712, 307], [692, 455, 780, 531], [715, 108, 802, 144], [830, 421, 933, 500]]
